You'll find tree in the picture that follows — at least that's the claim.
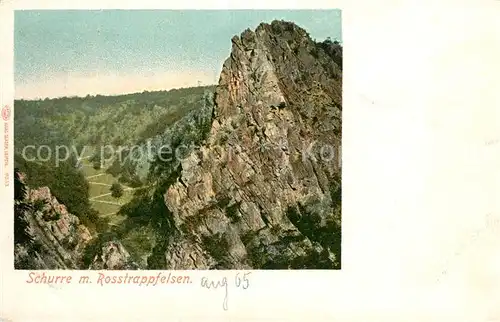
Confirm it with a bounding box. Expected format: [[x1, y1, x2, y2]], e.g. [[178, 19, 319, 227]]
[[14, 168, 34, 246], [93, 161, 101, 170], [110, 182, 124, 198], [106, 159, 122, 177]]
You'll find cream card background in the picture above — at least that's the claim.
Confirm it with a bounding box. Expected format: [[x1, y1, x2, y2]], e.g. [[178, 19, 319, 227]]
[[1, 1, 499, 321]]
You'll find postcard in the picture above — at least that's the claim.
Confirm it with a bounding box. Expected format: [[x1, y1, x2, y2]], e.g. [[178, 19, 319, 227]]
[[1, 2, 499, 321]]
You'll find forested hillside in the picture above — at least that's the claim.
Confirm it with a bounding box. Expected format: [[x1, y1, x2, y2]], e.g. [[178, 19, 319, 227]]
[[14, 85, 215, 240], [15, 85, 215, 150]]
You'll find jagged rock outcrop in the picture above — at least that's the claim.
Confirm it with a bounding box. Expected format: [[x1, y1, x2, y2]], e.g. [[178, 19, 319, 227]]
[[14, 174, 138, 270], [89, 241, 138, 270], [14, 184, 93, 269], [163, 21, 342, 269], [123, 90, 214, 182]]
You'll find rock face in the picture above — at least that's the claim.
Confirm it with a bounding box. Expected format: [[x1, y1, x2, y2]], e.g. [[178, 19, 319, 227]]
[[163, 21, 342, 269], [123, 90, 214, 183], [14, 185, 93, 269], [14, 176, 136, 270], [90, 241, 138, 270]]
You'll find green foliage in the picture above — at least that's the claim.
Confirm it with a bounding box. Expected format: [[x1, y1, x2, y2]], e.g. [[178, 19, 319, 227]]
[[14, 86, 216, 152], [215, 195, 231, 209], [14, 86, 215, 239], [127, 175, 143, 188], [92, 161, 101, 170], [118, 171, 143, 188], [43, 210, 61, 222], [120, 226, 155, 265], [202, 233, 232, 269], [14, 168, 27, 201], [243, 188, 342, 270], [329, 174, 342, 206], [32, 198, 46, 213], [112, 165, 182, 268], [80, 230, 119, 268], [285, 202, 341, 269], [14, 168, 49, 268], [147, 237, 168, 269], [110, 182, 124, 198], [89, 152, 101, 163], [317, 38, 342, 68], [16, 156, 110, 234], [246, 244, 268, 268], [14, 85, 220, 269], [225, 201, 241, 223], [79, 208, 109, 233], [105, 159, 122, 177], [15, 154, 92, 220], [135, 97, 201, 144], [286, 248, 335, 269], [14, 203, 34, 246]]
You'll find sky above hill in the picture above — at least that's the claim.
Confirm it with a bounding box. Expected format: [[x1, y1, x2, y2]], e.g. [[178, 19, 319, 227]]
[[15, 10, 342, 99]]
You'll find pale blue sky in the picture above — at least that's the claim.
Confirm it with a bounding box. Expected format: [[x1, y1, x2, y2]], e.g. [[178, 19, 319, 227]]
[[14, 10, 342, 99]]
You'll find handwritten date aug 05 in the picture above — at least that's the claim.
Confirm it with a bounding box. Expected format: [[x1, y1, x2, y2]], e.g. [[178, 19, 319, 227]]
[[200, 272, 251, 311]]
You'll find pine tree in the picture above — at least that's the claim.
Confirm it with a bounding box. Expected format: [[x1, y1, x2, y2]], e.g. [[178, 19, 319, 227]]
[[14, 168, 34, 246], [110, 182, 124, 198]]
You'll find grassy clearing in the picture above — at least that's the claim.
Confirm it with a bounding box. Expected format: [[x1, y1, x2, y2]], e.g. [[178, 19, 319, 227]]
[[81, 165, 102, 177], [108, 214, 126, 226], [88, 174, 117, 184], [77, 145, 135, 224], [89, 184, 113, 197], [94, 190, 134, 203], [79, 146, 96, 158], [91, 201, 122, 214]]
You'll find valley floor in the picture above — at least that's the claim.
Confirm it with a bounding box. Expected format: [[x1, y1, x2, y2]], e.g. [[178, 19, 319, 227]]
[[78, 147, 133, 226]]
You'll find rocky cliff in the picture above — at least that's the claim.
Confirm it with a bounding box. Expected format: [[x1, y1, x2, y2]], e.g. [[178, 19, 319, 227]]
[[162, 20, 342, 269], [14, 171, 133, 270], [14, 181, 93, 269]]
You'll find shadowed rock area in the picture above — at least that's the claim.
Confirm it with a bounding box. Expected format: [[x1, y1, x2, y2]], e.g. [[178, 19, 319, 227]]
[[14, 170, 135, 270]]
